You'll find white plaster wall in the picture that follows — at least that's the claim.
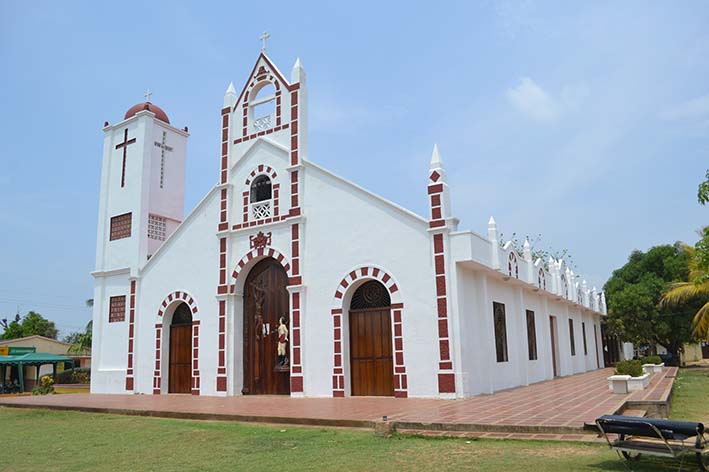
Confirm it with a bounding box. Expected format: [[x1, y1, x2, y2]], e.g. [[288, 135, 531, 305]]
[[90, 271, 131, 393], [301, 163, 439, 398], [135, 188, 220, 395], [147, 121, 187, 222]]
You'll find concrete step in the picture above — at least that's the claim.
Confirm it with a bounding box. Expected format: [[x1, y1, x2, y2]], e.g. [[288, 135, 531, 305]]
[[620, 408, 647, 417]]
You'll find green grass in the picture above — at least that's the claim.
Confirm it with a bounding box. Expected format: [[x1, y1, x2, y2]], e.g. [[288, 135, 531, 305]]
[[670, 367, 709, 423], [3, 368, 707, 472], [0, 408, 676, 472]]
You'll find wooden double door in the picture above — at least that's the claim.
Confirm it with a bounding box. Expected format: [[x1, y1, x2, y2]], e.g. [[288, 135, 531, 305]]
[[169, 303, 193, 394], [349, 307, 394, 396], [243, 258, 290, 395]]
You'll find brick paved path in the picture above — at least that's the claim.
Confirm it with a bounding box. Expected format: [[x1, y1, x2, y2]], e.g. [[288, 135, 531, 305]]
[[0, 367, 676, 435]]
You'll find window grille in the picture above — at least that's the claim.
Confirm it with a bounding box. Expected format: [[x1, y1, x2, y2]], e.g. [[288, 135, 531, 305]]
[[148, 214, 167, 241], [109, 296, 126, 323], [110, 213, 132, 241], [350, 281, 391, 310]]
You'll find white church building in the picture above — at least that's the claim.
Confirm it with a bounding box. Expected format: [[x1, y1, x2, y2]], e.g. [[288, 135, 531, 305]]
[[91, 50, 607, 399]]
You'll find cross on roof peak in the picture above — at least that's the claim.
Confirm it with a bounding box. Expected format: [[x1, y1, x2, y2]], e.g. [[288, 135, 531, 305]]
[[144, 88, 152, 102], [259, 31, 270, 53]]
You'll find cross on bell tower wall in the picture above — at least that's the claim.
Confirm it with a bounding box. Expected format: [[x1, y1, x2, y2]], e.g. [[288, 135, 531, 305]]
[[95, 96, 190, 275]]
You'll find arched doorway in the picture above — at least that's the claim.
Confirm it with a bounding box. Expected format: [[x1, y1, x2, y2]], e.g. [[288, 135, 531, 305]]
[[349, 280, 394, 396], [243, 258, 290, 395], [168, 303, 192, 393]]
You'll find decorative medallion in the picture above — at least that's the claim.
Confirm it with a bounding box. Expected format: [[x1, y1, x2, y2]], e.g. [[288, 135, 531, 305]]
[[249, 231, 271, 249]]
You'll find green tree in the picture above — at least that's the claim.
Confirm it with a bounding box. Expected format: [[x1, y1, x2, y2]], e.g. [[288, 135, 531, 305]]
[[698, 169, 709, 205], [68, 320, 92, 354], [662, 227, 709, 337], [0, 311, 58, 340], [604, 244, 703, 359]]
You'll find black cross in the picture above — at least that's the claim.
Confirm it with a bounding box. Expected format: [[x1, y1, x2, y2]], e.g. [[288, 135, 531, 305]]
[[115, 128, 137, 188]]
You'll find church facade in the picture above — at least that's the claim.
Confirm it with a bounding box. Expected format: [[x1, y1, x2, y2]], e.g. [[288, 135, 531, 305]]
[[91, 53, 607, 399]]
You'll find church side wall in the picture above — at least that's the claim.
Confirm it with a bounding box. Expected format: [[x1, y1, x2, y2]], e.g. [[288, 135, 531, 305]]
[[90, 272, 132, 393], [134, 190, 220, 395], [456, 269, 604, 395], [301, 166, 439, 398]]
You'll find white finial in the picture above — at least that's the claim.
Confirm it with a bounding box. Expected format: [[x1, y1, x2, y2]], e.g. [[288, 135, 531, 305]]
[[291, 57, 306, 83], [430, 143, 443, 168], [260, 31, 270, 53], [523, 238, 531, 249], [226, 82, 236, 95], [144, 88, 152, 102], [488, 216, 496, 227]]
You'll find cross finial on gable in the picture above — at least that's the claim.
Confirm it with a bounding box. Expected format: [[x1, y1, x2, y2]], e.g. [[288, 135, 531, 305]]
[[259, 31, 270, 53], [144, 88, 152, 102]]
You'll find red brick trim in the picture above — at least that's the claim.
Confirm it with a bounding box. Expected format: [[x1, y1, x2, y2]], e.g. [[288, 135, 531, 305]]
[[232, 246, 292, 281], [330, 266, 407, 398], [244, 165, 278, 186], [428, 177, 456, 395], [242, 167, 280, 225], [124, 280, 137, 391], [153, 291, 200, 395], [232, 53, 297, 113]]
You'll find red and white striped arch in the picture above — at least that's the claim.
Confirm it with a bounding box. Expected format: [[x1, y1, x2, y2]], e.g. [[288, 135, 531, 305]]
[[152, 291, 201, 396], [331, 265, 408, 398], [244, 164, 278, 186]]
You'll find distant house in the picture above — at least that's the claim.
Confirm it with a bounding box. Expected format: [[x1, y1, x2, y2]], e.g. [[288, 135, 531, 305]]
[[0, 335, 91, 390]]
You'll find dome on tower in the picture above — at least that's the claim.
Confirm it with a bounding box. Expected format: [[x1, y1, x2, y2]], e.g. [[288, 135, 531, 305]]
[[124, 102, 170, 124]]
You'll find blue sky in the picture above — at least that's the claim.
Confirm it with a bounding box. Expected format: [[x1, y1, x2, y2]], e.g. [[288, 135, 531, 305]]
[[1, 1, 707, 336]]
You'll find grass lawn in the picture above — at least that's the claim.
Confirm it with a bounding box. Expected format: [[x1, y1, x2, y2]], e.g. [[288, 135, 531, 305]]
[[2, 368, 707, 472], [669, 367, 709, 424]]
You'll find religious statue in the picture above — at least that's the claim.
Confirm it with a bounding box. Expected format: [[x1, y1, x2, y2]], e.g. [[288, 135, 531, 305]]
[[277, 316, 289, 367]]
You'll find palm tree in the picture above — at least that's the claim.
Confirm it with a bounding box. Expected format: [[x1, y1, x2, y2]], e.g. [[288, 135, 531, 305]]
[[69, 320, 92, 354], [661, 240, 709, 338]]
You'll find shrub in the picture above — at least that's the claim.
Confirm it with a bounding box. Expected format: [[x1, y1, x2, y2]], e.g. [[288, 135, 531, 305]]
[[615, 360, 643, 377], [640, 355, 662, 365], [55, 367, 91, 384], [32, 375, 55, 395]]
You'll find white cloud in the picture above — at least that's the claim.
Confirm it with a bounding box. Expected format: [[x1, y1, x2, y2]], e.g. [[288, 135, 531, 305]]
[[659, 94, 709, 121], [506, 78, 589, 122], [506, 77, 559, 121]]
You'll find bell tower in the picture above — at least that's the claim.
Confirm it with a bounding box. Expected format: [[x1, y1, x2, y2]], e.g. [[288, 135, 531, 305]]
[[94, 97, 189, 273]]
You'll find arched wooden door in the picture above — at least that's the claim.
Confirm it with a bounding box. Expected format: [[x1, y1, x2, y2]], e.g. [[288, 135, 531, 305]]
[[169, 303, 192, 393], [349, 280, 394, 396], [243, 258, 290, 395]]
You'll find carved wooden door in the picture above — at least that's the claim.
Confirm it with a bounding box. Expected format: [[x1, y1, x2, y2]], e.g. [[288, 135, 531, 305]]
[[243, 258, 290, 395], [349, 308, 394, 396], [169, 325, 192, 393]]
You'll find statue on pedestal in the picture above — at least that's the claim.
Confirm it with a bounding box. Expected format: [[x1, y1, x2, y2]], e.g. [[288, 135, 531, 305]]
[[277, 316, 289, 367]]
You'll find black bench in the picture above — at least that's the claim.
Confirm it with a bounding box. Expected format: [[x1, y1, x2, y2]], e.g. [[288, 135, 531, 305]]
[[594, 415, 708, 470]]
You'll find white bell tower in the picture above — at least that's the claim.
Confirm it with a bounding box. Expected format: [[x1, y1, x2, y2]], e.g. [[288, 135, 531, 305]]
[[91, 97, 189, 393], [94, 98, 189, 273]]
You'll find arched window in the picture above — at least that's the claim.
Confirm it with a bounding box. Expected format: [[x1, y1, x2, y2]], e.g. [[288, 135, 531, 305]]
[[250, 83, 276, 132], [538, 268, 546, 290], [560, 274, 569, 298], [250, 175, 272, 202], [250, 175, 272, 220], [507, 252, 519, 279]]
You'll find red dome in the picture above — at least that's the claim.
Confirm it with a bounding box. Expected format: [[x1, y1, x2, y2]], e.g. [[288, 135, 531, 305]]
[[124, 102, 170, 124]]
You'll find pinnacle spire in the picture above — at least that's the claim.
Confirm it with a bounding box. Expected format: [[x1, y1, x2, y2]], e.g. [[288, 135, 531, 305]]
[[430, 143, 443, 169], [225, 82, 236, 95], [291, 57, 306, 83]]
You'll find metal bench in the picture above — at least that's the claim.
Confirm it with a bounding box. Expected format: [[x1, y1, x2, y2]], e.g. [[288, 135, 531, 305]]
[[594, 415, 708, 470]]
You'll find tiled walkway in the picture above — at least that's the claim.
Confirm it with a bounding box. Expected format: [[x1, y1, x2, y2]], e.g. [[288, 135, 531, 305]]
[[0, 367, 677, 436]]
